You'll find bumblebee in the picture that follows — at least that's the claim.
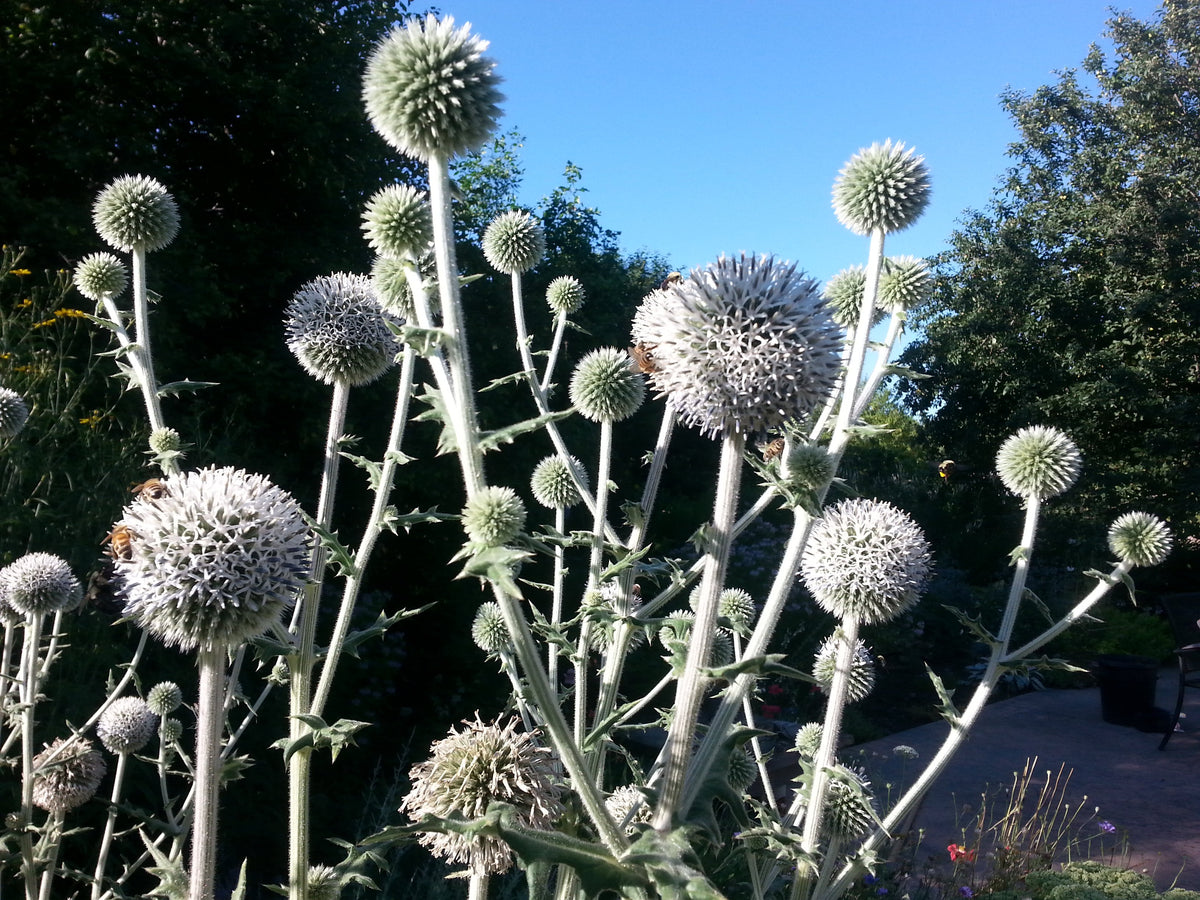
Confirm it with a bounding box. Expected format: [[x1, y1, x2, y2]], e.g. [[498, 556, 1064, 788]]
[[658, 272, 682, 290], [937, 460, 957, 480], [762, 438, 786, 462], [131, 478, 169, 501], [83, 559, 125, 615], [629, 342, 659, 375], [104, 524, 135, 561]]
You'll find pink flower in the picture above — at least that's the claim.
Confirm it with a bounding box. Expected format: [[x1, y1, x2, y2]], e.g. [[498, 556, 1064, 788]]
[[948, 844, 976, 863], [761, 704, 782, 720], [767, 684, 785, 697]]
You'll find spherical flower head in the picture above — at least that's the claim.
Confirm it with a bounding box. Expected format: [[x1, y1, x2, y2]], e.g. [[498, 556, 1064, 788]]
[[801, 498, 932, 624], [362, 184, 432, 259], [32, 737, 107, 814], [113, 466, 311, 652], [878, 255, 931, 313], [0, 387, 30, 440], [97, 696, 158, 755], [781, 441, 836, 494], [73, 252, 128, 301], [160, 717, 184, 746], [794, 722, 823, 758], [569, 347, 645, 423], [92, 174, 180, 252], [813, 631, 876, 703], [631, 254, 842, 438], [727, 747, 757, 792], [363, 14, 504, 162], [1107, 512, 1172, 568], [657, 610, 732, 667], [823, 765, 877, 840], [401, 715, 564, 876], [482, 210, 545, 274], [370, 255, 417, 319], [471, 601, 511, 654], [832, 140, 931, 235], [546, 275, 585, 315], [148, 427, 182, 456], [285, 273, 398, 386], [306, 865, 348, 900], [605, 784, 652, 835], [530, 455, 586, 509], [462, 485, 526, 548], [995, 425, 1082, 500], [892, 744, 919, 760], [688, 585, 756, 635], [0, 552, 82, 616], [147, 681, 184, 716], [823, 265, 880, 331]]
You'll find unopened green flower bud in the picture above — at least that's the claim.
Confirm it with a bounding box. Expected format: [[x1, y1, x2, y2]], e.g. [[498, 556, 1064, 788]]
[[1108, 512, 1172, 568], [147, 681, 183, 716], [995, 425, 1082, 500], [471, 601, 511, 654], [569, 347, 645, 423], [530, 455, 586, 509], [362, 184, 432, 259], [73, 252, 128, 301], [483, 211, 545, 274], [462, 486, 526, 548], [813, 631, 876, 703], [92, 175, 180, 252], [546, 276, 585, 315], [833, 140, 931, 235]]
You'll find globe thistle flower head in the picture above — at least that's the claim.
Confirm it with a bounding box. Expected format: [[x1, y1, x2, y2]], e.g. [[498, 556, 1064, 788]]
[[362, 184, 432, 260], [370, 255, 418, 319], [801, 498, 932, 624], [73, 252, 128, 301], [363, 14, 504, 162], [97, 696, 158, 755], [727, 747, 758, 792], [471, 601, 511, 654], [462, 485, 526, 548], [147, 681, 184, 716], [285, 273, 398, 386], [482, 210, 545, 274], [546, 275, 586, 315], [160, 717, 184, 746], [530, 455, 586, 509], [813, 631, 876, 704], [0, 387, 30, 440], [605, 784, 652, 835], [631, 254, 842, 438], [657, 609, 732, 667], [1107, 512, 1172, 568], [92, 175, 180, 252], [822, 265, 879, 330], [401, 715, 564, 875], [832, 140, 931, 235], [569, 347, 646, 423], [823, 765, 877, 840], [32, 737, 107, 814], [688, 585, 756, 635], [0, 552, 82, 616], [878, 255, 931, 313], [794, 722, 823, 758], [995, 426, 1082, 500], [305, 865, 349, 900], [781, 441, 835, 494], [148, 427, 182, 456], [113, 466, 311, 652]]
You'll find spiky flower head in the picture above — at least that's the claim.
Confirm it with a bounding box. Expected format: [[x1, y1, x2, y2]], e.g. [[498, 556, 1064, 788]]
[[832, 140, 931, 235], [362, 184, 432, 259], [605, 784, 652, 835], [306, 865, 349, 900], [995, 425, 1082, 500], [483, 210, 545, 274], [32, 737, 106, 814], [893, 744, 919, 760], [822, 265, 879, 330], [0, 387, 30, 439], [370, 255, 421, 319], [728, 747, 758, 792], [73, 252, 128, 301], [471, 601, 511, 654], [92, 175, 180, 252], [97, 696, 158, 755], [462, 486, 526, 548], [657, 609, 733, 668], [801, 498, 932, 624], [160, 718, 184, 746], [285, 273, 398, 386], [688, 586, 756, 635], [113, 466, 311, 652], [530, 455, 586, 509], [878, 255, 931, 313], [583, 581, 647, 652], [794, 722, 823, 758], [0, 552, 81, 616], [148, 427, 182, 456], [401, 715, 564, 876], [631, 254, 842, 438], [147, 681, 183, 716], [363, 14, 504, 162], [569, 347, 646, 423], [1108, 512, 1172, 568], [546, 275, 586, 315], [823, 765, 877, 839], [813, 631, 876, 703], [781, 441, 836, 494]]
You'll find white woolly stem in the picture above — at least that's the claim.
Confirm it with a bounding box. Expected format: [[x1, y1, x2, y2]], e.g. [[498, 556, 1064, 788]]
[[548, 505, 567, 702], [540, 311, 568, 394], [18, 613, 43, 900], [469, 872, 490, 900], [91, 752, 130, 900], [829, 228, 885, 461], [734, 632, 779, 815], [190, 646, 226, 900], [574, 420, 614, 749], [851, 309, 906, 422], [1004, 561, 1133, 662], [129, 247, 167, 437], [35, 811, 64, 900]]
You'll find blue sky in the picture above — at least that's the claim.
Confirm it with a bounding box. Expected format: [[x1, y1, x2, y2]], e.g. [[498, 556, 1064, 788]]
[[438, 0, 1161, 285]]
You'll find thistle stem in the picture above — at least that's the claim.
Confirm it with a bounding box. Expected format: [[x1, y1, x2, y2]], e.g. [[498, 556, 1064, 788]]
[[574, 420, 614, 749], [130, 247, 167, 436], [91, 752, 130, 900], [190, 646, 226, 900], [18, 613, 43, 900]]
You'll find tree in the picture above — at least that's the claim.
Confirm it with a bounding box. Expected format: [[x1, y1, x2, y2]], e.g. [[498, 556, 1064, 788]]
[[900, 0, 1200, 577]]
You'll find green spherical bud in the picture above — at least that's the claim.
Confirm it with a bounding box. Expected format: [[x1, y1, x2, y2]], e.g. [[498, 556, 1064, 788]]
[[687, 586, 756, 635], [363, 14, 504, 162], [370, 255, 416, 319], [471, 601, 511, 654], [530, 455, 586, 509], [569, 347, 645, 423], [92, 175, 180, 252], [148, 427, 182, 455], [813, 631, 876, 703], [823, 766, 876, 839], [483, 210, 545, 275], [97, 696, 158, 755], [462, 486, 526, 548], [147, 681, 183, 716], [0, 552, 82, 615], [878, 255, 931, 313], [822, 265, 879, 330], [0, 387, 30, 440], [781, 441, 836, 494], [727, 747, 757, 792], [546, 275, 585, 315], [73, 252, 128, 301], [1107, 512, 1172, 568], [362, 184, 432, 259], [794, 722, 823, 758], [995, 425, 1082, 500], [833, 140, 931, 236], [160, 717, 184, 745]]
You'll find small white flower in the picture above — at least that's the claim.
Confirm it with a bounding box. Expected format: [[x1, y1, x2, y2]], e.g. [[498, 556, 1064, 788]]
[[97, 696, 158, 755]]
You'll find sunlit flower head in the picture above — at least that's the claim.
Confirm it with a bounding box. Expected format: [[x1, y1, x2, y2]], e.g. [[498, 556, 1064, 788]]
[[822, 265, 879, 330], [688, 585, 756, 636], [363, 14, 504, 162], [1107, 512, 1172, 568], [546, 275, 585, 315], [92, 175, 180, 252], [73, 252, 128, 301], [995, 425, 1082, 500], [97, 696, 158, 755], [605, 784, 652, 835], [832, 140, 930, 235], [530, 455, 586, 509], [878, 255, 931, 313], [32, 737, 107, 814], [401, 715, 563, 875], [483, 210, 545, 274], [114, 466, 311, 652], [823, 765, 877, 839], [147, 681, 184, 716], [569, 347, 645, 423], [285, 273, 398, 386], [0, 387, 30, 440], [794, 722, 823, 758], [471, 600, 511, 654], [362, 184, 432, 259], [462, 485, 526, 548], [631, 254, 841, 438], [813, 631, 876, 703], [801, 498, 932, 624], [0, 552, 82, 616]]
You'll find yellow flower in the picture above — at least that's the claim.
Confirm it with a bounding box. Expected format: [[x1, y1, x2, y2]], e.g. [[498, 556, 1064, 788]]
[[79, 410, 104, 428], [8, 269, 32, 277], [55, 308, 89, 320]]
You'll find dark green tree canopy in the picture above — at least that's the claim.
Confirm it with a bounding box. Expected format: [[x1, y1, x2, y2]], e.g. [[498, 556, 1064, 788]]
[[901, 0, 1200, 561]]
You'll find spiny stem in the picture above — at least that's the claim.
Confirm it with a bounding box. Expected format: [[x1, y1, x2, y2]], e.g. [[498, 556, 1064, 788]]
[[190, 646, 226, 900]]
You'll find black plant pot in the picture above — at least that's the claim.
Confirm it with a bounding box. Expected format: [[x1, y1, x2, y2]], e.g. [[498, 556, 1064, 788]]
[[1096, 654, 1159, 726]]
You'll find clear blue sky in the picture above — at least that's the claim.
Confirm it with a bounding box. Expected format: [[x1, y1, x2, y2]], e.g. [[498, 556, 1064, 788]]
[[437, 0, 1161, 284]]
